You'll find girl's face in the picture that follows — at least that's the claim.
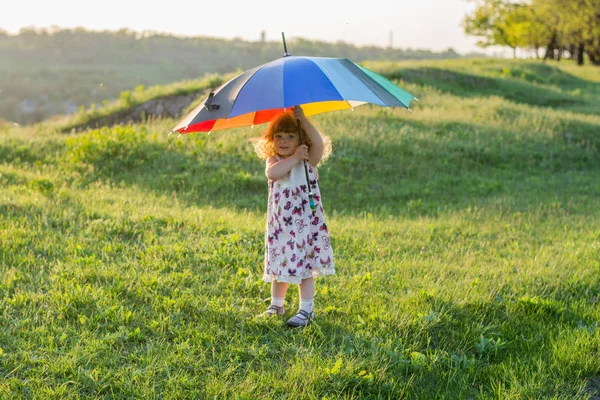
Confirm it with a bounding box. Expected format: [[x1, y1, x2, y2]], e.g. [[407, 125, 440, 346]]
[[274, 131, 300, 158]]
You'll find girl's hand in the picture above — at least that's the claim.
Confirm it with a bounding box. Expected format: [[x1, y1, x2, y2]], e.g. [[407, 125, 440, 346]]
[[293, 144, 309, 161], [293, 105, 306, 120]]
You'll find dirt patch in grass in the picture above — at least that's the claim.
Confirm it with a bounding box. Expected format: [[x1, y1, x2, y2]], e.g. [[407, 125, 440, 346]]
[[65, 91, 203, 132]]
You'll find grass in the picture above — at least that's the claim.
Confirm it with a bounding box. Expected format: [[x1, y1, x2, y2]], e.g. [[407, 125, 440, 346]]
[[0, 58, 599, 399], [45, 71, 233, 133]]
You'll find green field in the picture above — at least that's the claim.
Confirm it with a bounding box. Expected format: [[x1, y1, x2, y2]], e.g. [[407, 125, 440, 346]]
[[1, 58, 599, 399]]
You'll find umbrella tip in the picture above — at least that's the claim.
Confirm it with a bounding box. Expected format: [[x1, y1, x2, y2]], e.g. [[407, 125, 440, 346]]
[[178, 133, 182, 138], [282, 32, 290, 57], [414, 97, 419, 102], [408, 108, 413, 113], [351, 107, 354, 111], [251, 124, 254, 129], [207, 131, 211, 135], [168, 131, 174, 137]]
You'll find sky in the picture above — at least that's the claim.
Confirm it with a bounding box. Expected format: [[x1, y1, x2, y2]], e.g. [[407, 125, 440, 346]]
[[2, 0, 505, 55]]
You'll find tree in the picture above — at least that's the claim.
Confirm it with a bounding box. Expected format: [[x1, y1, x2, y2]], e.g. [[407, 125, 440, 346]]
[[464, 0, 532, 58], [464, 0, 600, 65], [516, 3, 553, 58]]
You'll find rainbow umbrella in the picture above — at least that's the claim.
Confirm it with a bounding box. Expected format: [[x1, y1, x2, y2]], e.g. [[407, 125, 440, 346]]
[[171, 34, 415, 134]]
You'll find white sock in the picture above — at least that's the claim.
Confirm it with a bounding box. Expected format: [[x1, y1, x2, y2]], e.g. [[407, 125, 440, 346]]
[[299, 299, 314, 313], [271, 297, 285, 307]]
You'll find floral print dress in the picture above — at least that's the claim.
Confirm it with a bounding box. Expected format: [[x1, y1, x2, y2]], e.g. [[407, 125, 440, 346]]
[[263, 157, 335, 284]]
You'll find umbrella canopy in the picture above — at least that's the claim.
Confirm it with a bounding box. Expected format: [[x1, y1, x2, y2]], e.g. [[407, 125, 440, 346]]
[[172, 55, 415, 134]]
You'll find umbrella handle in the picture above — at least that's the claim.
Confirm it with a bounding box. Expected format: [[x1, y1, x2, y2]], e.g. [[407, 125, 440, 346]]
[[297, 118, 316, 216]]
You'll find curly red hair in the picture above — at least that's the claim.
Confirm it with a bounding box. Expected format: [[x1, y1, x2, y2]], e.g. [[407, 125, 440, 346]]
[[251, 111, 331, 163]]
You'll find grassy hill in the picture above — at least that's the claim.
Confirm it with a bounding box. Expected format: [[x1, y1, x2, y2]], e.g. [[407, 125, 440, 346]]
[[0, 58, 599, 399]]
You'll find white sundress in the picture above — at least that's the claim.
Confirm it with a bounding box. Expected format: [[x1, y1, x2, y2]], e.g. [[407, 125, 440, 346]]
[[262, 157, 335, 284]]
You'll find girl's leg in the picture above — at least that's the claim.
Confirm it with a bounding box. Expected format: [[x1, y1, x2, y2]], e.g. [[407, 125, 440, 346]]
[[271, 280, 289, 307], [298, 277, 315, 313]]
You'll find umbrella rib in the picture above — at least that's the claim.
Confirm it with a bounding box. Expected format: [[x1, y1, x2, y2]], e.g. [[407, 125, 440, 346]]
[[356, 64, 412, 108], [341, 60, 406, 108], [303, 58, 345, 105], [344, 62, 390, 107], [307, 57, 390, 108], [225, 63, 268, 119]]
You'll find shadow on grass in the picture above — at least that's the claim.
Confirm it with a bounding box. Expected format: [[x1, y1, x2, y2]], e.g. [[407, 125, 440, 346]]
[[272, 282, 597, 398], [391, 64, 599, 115], [2, 191, 597, 398], [62, 112, 600, 219], [174, 281, 597, 398]]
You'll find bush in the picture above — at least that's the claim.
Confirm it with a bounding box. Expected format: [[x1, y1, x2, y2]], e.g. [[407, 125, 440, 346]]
[[66, 125, 154, 173], [119, 90, 133, 107]]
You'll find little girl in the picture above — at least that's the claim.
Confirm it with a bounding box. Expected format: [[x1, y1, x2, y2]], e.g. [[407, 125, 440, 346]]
[[252, 106, 335, 327]]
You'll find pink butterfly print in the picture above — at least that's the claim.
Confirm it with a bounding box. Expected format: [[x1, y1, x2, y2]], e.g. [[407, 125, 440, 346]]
[[290, 230, 296, 238], [286, 238, 295, 250], [287, 268, 297, 276], [267, 235, 275, 245], [283, 216, 293, 226], [296, 259, 304, 268], [274, 192, 281, 201], [320, 223, 328, 232], [291, 253, 297, 262], [313, 194, 320, 201], [301, 199, 308, 207], [270, 247, 279, 258], [296, 239, 306, 250], [306, 250, 315, 260], [284, 201, 292, 211], [291, 187, 301, 197], [274, 227, 283, 240], [314, 246, 321, 254], [292, 206, 302, 216], [305, 263, 313, 270], [282, 259, 288, 268], [281, 245, 286, 254], [300, 185, 307, 193], [320, 256, 331, 266], [307, 237, 314, 246], [312, 232, 319, 240], [283, 188, 290, 198], [309, 179, 317, 189], [311, 217, 320, 226], [323, 237, 330, 250]]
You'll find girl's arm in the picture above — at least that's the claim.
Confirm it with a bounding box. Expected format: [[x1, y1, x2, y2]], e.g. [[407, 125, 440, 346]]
[[266, 145, 309, 180], [294, 106, 323, 167]]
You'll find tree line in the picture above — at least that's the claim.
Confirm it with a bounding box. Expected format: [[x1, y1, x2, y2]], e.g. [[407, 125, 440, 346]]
[[0, 27, 471, 124], [464, 0, 600, 64], [0, 26, 465, 68]]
